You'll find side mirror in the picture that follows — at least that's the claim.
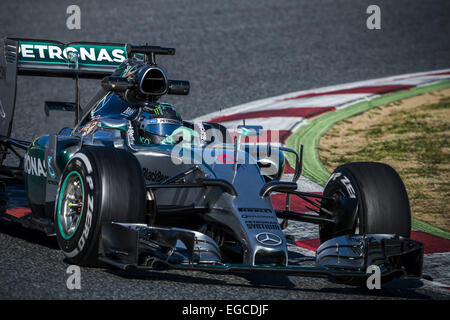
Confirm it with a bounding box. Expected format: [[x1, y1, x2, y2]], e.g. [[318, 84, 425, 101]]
[[237, 125, 263, 136], [97, 117, 130, 130], [101, 76, 134, 92], [167, 80, 190, 95]]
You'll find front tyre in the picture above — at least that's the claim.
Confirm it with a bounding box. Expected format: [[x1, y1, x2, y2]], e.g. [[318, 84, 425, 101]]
[[319, 162, 411, 285], [55, 147, 146, 266], [320, 162, 411, 243]]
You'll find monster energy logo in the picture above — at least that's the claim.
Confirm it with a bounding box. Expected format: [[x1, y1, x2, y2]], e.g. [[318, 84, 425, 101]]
[[18, 41, 127, 66], [153, 106, 163, 115]]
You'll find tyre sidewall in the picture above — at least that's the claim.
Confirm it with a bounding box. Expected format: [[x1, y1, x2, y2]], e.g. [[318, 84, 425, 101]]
[[320, 162, 411, 242], [55, 151, 102, 264], [320, 166, 364, 241]]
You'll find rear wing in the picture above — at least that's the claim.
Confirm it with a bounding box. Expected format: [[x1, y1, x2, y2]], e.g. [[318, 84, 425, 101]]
[[6, 38, 127, 78], [0, 38, 128, 137]]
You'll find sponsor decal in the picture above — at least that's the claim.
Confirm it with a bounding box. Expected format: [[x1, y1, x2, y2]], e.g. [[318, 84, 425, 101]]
[[245, 220, 281, 230], [121, 107, 137, 117], [76, 156, 93, 252], [147, 118, 182, 126], [328, 172, 341, 182], [142, 168, 170, 183], [238, 207, 272, 213], [122, 65, 136, 78], [140, 137, 151, 145], [18, 41, 127, 66], [79, 118, 99, 136], [127, 124, 135, 144], [255, 232, 283, 246], [241, 214, 274, 219], [47, 156, 56, 178], [340, 176, 356, 198], [328, 172, 356, 198], [78, 193, 93, 252], [153, 106, 163, 116], [24, 154, 46, 177]]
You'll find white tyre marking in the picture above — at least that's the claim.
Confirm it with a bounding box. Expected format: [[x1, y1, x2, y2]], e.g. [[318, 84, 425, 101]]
[[64, 248, 79, 258], [72, 153, 93, 174]]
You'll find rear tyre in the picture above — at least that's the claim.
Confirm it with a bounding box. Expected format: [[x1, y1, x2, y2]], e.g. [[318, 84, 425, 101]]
[[319, 162, 411, 285], [54, 147, 146, 266]]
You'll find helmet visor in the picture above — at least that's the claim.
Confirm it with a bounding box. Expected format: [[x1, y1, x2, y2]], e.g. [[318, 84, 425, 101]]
[[140, 118, 183, 144]]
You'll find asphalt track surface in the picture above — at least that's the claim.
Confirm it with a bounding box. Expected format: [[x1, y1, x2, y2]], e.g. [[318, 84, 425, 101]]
[[0, 0, 449, 300]]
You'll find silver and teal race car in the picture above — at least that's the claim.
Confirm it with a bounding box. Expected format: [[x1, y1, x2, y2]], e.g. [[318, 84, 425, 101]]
[[0, 38, 423, 284]]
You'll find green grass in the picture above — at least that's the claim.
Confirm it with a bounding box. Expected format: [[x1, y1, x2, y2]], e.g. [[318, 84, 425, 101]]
[[285, 80, 450, 186], [284, 80, 450, 239]]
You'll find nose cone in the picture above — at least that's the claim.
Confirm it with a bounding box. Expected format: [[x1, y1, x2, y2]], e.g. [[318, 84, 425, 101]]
[[207, 159, 288, 266]]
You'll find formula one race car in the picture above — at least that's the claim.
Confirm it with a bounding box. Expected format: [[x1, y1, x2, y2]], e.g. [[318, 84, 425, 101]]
[[0, 38, 423, 284]]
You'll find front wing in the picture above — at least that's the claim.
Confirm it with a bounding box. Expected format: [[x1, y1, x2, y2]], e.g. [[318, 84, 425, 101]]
[[98, 222, 423, 280]]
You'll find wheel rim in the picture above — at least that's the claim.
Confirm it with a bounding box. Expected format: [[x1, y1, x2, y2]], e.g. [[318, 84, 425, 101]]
[[57, 171, 84, 239]]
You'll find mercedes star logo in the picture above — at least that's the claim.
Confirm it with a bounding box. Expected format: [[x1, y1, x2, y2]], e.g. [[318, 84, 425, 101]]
[[255, 232, 282, 246]]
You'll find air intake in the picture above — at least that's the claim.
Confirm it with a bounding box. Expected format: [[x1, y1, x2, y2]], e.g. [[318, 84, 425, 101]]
[[254, 249, 286, 266], [139, 66, 168, 96]]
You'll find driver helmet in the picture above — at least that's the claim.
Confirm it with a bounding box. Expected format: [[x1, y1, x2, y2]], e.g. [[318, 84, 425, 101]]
[[136, 102, 183, 145]]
